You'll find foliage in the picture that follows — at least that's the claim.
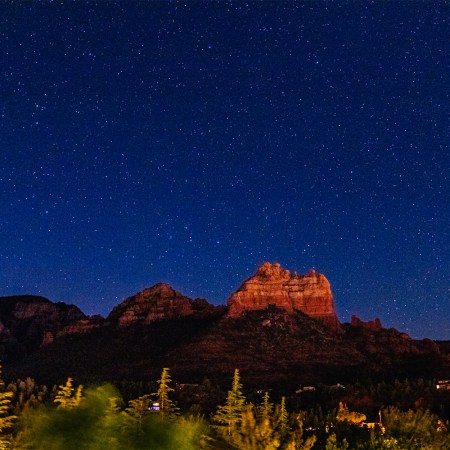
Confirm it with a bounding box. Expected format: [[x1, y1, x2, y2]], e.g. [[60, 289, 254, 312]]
[[213, 368, 246, 438], [277, 396, 290, 438], [284, 415, 316, 450], [231, 404, 280, 449], [125, 394, 150, 429], [228, 403, 316, 450], [259, 391, 274, 420], [14, 384, 205, 450], [4, 368, 450, 450], [7, 378, 48, 414], [325, 433, 349, 450], [152, 368, 179, 421], [336, 402, 366, 426], [0, 383, 16, 450], [53, 378, 83, 410], [380, 406, 450, 449], [213, 371, 316, 449]]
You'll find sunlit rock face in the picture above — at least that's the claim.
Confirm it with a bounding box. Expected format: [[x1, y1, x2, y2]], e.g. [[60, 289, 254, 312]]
[[107, 283, 216, 326], [227, 262, 339, 328]]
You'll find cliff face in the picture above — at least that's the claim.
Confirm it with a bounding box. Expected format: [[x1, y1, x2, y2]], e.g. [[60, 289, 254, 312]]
[[227, 262, 339, 328], [0, 296, 85, 322], [2, 280, 446, 385], [107, 283, 218, 327], [0, 295, 86, 358]]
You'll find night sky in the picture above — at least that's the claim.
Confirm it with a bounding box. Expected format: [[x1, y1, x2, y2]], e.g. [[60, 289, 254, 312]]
[[1, 2, 449, 339]]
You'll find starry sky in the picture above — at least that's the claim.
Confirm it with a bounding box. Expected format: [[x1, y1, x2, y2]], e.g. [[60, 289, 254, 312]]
[[1, 1, 449, 339]]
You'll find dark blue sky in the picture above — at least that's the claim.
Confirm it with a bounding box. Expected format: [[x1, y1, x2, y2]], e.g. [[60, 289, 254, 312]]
[[1, 1, 449, 339]]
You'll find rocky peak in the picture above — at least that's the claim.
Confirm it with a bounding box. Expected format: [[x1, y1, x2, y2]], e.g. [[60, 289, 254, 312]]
[[227, 262, 339, 328], [0, 295, 86, 354], [256, 262, 291, 280], [107, 283, 217, 327], [350, 315, 382, 332], [0, 295, 86, 326]]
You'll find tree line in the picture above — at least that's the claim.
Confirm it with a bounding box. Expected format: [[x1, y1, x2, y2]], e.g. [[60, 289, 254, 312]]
[[0, 367, 449, 449]]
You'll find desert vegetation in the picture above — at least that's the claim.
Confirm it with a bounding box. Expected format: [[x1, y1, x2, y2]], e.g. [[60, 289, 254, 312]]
[[0, 368, 449, 449]]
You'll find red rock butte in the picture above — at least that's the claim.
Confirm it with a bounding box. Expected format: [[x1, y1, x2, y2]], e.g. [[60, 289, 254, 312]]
[[106, 283, 217, 326], [227, 262, 339, 328]]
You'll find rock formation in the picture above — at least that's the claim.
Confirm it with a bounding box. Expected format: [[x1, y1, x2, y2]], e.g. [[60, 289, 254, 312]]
[[107, 283, 218, 326], [227, 262, 339, 328], [56, 315, 105, 338], [350, 315, 382, 332], [0, 295, 86, 358], [0, 296, 85, 323], [1, 276, 446, 385]]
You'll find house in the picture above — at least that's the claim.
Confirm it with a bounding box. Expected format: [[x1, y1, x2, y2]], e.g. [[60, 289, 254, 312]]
[[436, 380, 450, 390]]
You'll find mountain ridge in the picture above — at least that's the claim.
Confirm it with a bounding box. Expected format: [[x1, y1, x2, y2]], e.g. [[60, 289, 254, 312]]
[[0, 262, 448, 385]]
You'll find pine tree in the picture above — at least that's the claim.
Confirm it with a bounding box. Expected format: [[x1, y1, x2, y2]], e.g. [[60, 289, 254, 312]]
[[0, 367, 16, 450], [232, 404, 280, 450], [54, 377, 83, 409], [213, 368, 246, 438], [277, 396, 290, 438], [325, 433, 349, 450], [153, 368, 179, 421], [126, 394, 150, 429], [259, 391, 274, 420]]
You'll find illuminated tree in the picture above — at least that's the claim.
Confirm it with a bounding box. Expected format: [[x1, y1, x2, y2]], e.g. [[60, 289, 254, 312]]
[[325, 433, 349, 450], [0, 372, 16, 450], [153, 368, 179, 421], [283, 414, 316, 450], [232, 404, 280, 450], [53, 377, 83, 409], [126, 394, 150, 429], [381, 407, 450, 449], [336, 402, 366, 426], [277, 396, 290, 438], [213, 368, 246, 438], [259, 391, 274, 420]]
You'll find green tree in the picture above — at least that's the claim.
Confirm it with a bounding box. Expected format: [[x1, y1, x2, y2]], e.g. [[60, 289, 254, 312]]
[[125, 394, 150, 429], [153, 368, 179, 421], [259, 391, 274, 420], [232, 404, 280, 450], [213, 368, 246, 438], [325, 433, 349, 450], [14, 384, 205, 450], [277, 396, 290, 439], [53, 378, 83, 409], [284, 414, 316, 450], [381, 407, 450, 449], [0, 375, 16, 450]]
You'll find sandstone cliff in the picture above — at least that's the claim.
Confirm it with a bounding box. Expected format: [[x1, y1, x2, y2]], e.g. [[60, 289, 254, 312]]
[[0, 295, 86, 358], [2, 281, 446, 385], [107, 283, 218, 326], [227, 262, 339, 328]]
